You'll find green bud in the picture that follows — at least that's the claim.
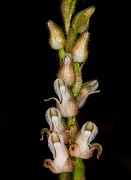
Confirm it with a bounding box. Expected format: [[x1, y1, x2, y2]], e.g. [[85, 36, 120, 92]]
[[47, 20, 66, 50], [72, 31, 90, 63], [71, 6, 95, 34]]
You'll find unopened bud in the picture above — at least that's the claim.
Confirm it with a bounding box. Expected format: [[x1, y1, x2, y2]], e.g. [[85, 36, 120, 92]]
[[72, 32, 90, 63], [57, 53, 76, 86], [47, 20, 66, 50], [71, 6, 95, 34]]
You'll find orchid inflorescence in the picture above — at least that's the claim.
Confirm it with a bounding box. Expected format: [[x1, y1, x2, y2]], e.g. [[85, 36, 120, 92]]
[[40, 0, 102, 179]]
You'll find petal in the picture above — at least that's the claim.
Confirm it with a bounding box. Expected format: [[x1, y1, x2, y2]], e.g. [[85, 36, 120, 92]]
[[58, 98, 78, 117], [82, 121, 98, 144], [45, 108, 53, 131], [88, 122, 98, 143], [46, 107, 64, 133], [54, 78, 62, 102], [61, 129, 71, 144], [89, 143, 102, 159], [76, 80, 100, 109], [40, 128, 50, 141], [48, 133, 56, 158], [69, 143, 81, 158], [54, 141, 68, 168], [44, 159, 60, 174], [62, 157, 74, 172]]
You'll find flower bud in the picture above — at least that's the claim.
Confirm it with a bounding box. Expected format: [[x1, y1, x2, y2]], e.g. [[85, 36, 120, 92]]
[[71, 6, 95, 34], [57, 53, 76, 87], [47, 20, 66, 50], [61, 0, 77, 35], [72, 32, 90, 63]]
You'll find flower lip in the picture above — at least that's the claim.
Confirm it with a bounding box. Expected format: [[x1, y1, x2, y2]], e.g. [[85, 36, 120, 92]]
[[76, 79, 100, 109], [45, 107, 65, 133], [44, 132, 74, 173], [69, 121, 101, 159]]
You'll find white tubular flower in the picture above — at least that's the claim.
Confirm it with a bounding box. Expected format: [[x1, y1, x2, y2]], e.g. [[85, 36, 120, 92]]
[[76, 80, 100, 109], [45, 107, 70, 143], [45, 78, 78, 118], [57, 53, 76, 87], [44, 132, 74, 174], [69, 121, 102, 159]]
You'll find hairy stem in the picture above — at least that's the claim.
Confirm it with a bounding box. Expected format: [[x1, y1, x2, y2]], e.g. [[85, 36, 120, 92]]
[[59, 172, 72, 180], [73, 158, 85, 180]]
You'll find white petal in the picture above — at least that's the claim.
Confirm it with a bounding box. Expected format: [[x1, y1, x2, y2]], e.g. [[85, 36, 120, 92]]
[[54, 78, 62, 102], [45, 108, 53, 131], [89, 123, 98, 143], [48, 133, 56, 158]]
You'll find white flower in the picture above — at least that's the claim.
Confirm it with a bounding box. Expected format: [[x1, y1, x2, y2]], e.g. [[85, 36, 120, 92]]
[[44, 132, 74, 174], [45, 78, 78, 117], [76, 80, 100, 109], [45, 107, 70, 143], [45, 107, 64, 132], [69, 121, 102, 159]]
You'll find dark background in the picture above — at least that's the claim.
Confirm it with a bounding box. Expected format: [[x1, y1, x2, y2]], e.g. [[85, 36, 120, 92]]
[[1, 0, 131, 179]]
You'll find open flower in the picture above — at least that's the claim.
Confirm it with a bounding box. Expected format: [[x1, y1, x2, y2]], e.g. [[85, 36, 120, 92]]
[[76, 80, 100, 109], [44, 132, 74, 174], [45, 107, 70, 143], [69, 121, 102, 159], [45, 78, 78, 117]]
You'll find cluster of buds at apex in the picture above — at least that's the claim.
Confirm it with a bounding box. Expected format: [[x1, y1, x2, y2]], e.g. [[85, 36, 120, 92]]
[[47, 20, 66, 50], [72, 32, 90, 63], [57, 53, 76, 87], [45, 78, 78, 118], [44, 132, 74, 174], [69, 121, 102, 159]]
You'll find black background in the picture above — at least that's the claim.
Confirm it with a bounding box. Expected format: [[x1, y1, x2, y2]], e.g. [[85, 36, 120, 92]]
[[1, 0, 131, 179]]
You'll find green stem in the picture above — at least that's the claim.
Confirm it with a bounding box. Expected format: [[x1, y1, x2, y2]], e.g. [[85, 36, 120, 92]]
[[65, 28, 77, 53], [67, 116, 78, 141], [59, 172, 72, 180], [72, 62, 83, 96], [73, 158, 85, 180], [58, 48, 66, 63]]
